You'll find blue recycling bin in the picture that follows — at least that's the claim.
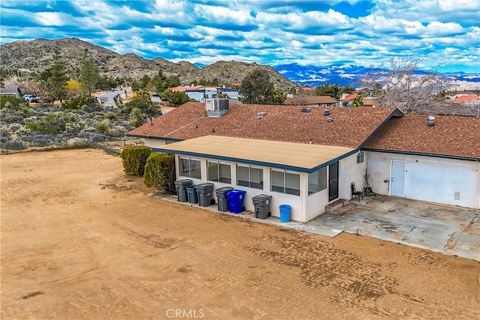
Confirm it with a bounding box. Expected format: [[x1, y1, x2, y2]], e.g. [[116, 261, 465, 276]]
[[279, 204, 291, 223], [186, 186, 198, 204], [226, 190, 246, 213]]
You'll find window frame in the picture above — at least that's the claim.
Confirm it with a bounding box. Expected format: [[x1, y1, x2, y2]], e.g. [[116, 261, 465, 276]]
[[308, 166, 327, 195], [179, 156, 202, 179], [236, 164, 264, 189], [270, 169, 301, 196], [357, 151, 365, 164], [207, 160, 232, 184]]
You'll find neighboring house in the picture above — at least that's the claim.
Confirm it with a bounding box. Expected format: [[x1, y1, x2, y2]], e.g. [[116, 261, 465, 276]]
[[171, 85, 239, 101], [445, 90, 479, 101], [452, 95, 480, 104], [128, 100, 480, 222], [340, 93, 357, 106], [362, 96, 380, 107], [284, 95, 339, 107]]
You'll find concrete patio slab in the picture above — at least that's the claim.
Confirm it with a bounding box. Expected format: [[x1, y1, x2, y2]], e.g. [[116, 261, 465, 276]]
[[160, 194, 479, 261], [307, 195, 479, 261]]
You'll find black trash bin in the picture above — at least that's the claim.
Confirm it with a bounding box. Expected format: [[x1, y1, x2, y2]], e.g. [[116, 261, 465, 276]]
[[215, 187, 233, 212], [186, 186, 198, 204], [252, 194, 272, 219], [174, 179, 193, 202], [194, 183, 214, 207]]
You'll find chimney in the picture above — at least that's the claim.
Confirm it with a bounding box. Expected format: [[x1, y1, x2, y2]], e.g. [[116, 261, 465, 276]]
[[427, 115, 436, 126], [205, 98, 229, 118]]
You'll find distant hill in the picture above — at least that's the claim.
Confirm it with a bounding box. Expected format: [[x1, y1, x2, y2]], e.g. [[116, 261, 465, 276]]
[[0, 38, 297, 88]]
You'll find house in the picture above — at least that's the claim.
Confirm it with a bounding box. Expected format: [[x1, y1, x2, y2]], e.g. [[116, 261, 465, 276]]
[[128, 100, 480, 222], [340, 93, 358, 106], [362, 96, 380, 107], [170, 85, 240, 101], [452, 95, 480, 104], [284, 95, 339, 107]]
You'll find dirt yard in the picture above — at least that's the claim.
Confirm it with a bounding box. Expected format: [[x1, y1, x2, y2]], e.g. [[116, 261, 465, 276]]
[[1, 149, 479, 320]]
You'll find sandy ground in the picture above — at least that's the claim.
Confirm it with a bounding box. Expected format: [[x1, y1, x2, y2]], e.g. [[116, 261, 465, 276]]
[[1, 149, 479, 320]]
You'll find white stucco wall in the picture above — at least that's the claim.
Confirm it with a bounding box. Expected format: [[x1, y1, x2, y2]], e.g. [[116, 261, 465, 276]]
[[174, 155, 307, 221], [144, 138, 168, 149], [339, 152, 367, 200], [366, 151, 480, 209], [304, 151, 366, 221]]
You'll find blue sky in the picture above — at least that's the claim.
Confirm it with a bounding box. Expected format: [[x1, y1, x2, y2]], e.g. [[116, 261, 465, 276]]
[[1, 0, 479, 72]]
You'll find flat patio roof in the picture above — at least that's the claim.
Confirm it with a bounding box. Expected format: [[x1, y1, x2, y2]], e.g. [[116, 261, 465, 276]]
[[155, 135, 356, 173]]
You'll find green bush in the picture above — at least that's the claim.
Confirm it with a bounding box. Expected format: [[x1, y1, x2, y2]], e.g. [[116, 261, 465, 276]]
[[62, 95, 95, 110], [26, 112, 65, 134], [121, 146, 152, 176], [144, 152, 176, 192], [96, 119, 110, 134], [0, 96, 27, 110]]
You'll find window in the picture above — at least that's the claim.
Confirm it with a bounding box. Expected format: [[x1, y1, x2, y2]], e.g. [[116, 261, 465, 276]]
[[236, 164, 263, 189], [357, 151, 365, 164], [208, 161, 231, 183], [179, 157, 201, 179], [308, 167, 327, 195], [271, 169, 300, 196]]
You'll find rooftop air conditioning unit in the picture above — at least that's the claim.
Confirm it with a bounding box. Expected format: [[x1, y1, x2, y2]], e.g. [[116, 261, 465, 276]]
[[205, 98, 229, 118]]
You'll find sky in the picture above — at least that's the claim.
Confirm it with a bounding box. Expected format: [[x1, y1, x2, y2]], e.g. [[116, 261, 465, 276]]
[[1, 0, 479, 73]]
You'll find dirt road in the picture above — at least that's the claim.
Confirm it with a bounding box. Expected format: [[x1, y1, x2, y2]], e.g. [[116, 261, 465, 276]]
[[1, 149, 479, 320]]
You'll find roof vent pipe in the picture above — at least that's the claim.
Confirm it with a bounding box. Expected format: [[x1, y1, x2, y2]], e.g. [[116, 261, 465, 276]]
[[323, 109, 330, 116], [427, 115, 436, 126], [327, 117, 334, 123]]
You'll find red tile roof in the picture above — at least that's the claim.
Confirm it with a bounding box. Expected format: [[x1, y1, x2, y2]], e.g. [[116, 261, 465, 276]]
[[342, 93, 357, 102], [128, 102, 398, 148], [366, 115, 480, 160], [453, 95, 480, 103]]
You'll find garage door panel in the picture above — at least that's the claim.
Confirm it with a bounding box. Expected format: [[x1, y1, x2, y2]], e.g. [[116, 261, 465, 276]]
[[405, 161, 477, 207]]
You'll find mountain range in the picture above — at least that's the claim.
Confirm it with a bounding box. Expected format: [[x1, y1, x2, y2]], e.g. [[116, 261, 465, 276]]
[[1, 38, 479, 89], [0, 38, 296, 88], [274, 63, 480, 88]]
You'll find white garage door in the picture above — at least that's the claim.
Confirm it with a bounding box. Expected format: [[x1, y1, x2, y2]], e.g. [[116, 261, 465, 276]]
[[391, 160, 478, 208]]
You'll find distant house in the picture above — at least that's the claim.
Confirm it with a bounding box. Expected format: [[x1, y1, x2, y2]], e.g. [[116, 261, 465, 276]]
[[452, 95, 480, 104], [445, 90, 479, 101], [129, 100, 480, 222], [170, 85, 239, 101], [284, 95, 339, 107], [362, 96, 380, 107], [340, 93, 358, 106]]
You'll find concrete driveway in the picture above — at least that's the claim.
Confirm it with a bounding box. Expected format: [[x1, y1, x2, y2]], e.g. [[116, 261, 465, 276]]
[[307, 195, 480, 261]]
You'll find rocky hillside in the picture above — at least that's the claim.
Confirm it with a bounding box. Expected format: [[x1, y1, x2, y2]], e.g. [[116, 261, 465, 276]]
[[1, 38, 296, 88]]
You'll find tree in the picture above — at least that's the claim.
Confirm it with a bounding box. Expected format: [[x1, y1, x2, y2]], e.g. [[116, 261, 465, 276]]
[[239, 68, 284, 104], [360, 58, 456, 115], [46, 50, 68, 103], [315, 83, 342, 99], [351, 95, 363, 108], [160, 89, 190, 106], [124, 90, 160, 124], [79, 49, 99, 97]]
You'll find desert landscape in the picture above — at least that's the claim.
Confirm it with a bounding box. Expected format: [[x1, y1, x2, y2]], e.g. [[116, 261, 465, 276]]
[[1, 149, 479, 320]]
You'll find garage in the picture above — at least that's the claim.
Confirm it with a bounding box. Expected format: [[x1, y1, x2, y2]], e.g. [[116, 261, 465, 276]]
[[390, 159, 479, 208]]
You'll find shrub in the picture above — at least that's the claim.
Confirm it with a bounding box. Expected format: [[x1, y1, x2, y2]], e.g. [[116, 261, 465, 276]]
[[25, 112, 65, 134], [144, 153, 176, 192], [96, 119, 110, 134], [62, 95, 95, 110], [0, 96, 27, 110], [121, 146, 152, 176]]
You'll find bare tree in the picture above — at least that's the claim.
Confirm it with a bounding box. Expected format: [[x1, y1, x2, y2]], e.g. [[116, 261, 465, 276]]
[[360, 58, 470, 115]]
